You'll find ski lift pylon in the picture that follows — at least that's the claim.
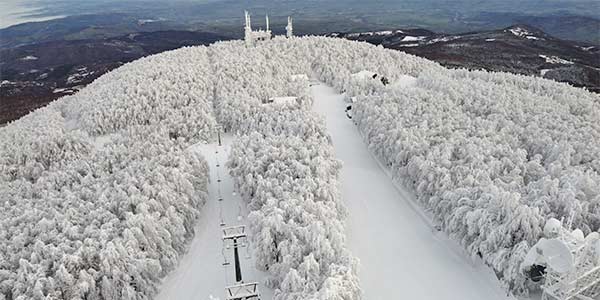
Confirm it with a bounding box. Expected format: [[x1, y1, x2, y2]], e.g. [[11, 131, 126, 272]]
[[225, 282, 260, 300]]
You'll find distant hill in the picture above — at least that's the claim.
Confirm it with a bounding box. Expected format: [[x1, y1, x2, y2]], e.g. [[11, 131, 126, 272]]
[[331, 24, 600, 93], [0, 13, 198, 49], [0, 30, 229, 124], [2, 21, 599, 125]]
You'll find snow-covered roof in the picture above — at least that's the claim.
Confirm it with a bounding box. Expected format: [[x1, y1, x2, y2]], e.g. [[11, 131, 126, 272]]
[[267, 96, 298, 105], [351, 70, 377, 80], [390, 74, 417, 89], [539, 54, 574, 65], [20, 55, 38, 61], [401, 36, 426, 42], [290, 74, 308, 81], [507, 27, 543, 41]]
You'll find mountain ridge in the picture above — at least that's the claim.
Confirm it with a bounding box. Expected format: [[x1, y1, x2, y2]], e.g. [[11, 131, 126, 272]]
[[331, 24, 600, 93], [1, 24, 598, 125]]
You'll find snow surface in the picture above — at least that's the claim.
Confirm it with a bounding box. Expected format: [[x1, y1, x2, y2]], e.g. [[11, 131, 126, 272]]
[[311, 82, 515, 300], [157, 135, 273, 300], [53, 88, 72, 93], [20, 55, 38, 60], [352, 70, 377, 80], [346, 31, 395, 37], [508, 28, 541, 40], [540, 69, 551, 76], [398, 43, 420, 47], [374, 30, 393, 35], [401, 36, 426, 42], [156, 80, 517, 300], [539, 54, 574, 65], [426, 36, 459, 45], [391, 74, 418, 88], [67, 70, 94, 84], [267, 96, 298, 105]]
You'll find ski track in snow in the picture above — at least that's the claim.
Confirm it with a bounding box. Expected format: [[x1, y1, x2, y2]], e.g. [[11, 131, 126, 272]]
[[156, 135, 273, 300], [311, 83, 516, 300]]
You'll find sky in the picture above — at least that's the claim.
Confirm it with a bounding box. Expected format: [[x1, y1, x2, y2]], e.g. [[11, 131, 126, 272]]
[[1, 0, 597, 30], [0, 0, 63, 28], [0, 0, 224, 29]]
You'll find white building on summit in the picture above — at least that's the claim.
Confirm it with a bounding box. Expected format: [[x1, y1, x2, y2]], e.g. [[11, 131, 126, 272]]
[[244, 11, 293, 46], [244, 11, 271, 46]]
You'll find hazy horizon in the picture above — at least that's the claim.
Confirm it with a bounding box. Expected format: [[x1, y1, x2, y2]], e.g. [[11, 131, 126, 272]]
[[2, 0, 599, 30], [0, 0, 64, 28]]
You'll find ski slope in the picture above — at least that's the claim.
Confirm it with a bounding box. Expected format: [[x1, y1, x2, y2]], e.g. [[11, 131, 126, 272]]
[[156, 136, 273, 300], [157, 83, 518, 300], [311, 82, 515, 300]]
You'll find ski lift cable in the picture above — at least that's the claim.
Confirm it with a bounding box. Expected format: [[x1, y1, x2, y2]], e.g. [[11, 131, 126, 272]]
[[223, 245, 230, 286], [215, 144, 226, 226]]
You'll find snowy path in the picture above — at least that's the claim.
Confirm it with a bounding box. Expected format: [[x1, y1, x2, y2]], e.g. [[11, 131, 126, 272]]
[[157, 136, 273, 300], [311, 83, 514, 300]]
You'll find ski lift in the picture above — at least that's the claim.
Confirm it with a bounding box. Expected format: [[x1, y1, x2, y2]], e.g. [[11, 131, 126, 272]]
[[237, 203, 244, 222], [245, 244, 252, 260], [222, 245, 230, 266], [223, 225, 249, 282], [216, 125, 223, 146], [225, 282, 261, 300], [223, 226, 249, 249], [219, 200, 226, 227]]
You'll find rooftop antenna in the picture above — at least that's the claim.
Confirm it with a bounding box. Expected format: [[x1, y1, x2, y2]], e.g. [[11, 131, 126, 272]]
[[245, 10, 251, 30]]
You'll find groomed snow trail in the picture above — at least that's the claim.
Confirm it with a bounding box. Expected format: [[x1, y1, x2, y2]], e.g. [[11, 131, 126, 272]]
[[157, 135, 273, 300], [311, 83, 514, 300]]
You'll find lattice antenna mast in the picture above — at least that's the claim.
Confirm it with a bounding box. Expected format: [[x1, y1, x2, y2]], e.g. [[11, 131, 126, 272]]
[[524, 218, 600, 300]]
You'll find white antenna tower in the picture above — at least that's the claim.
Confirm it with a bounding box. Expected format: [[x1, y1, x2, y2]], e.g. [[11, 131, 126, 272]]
[[265, 14, 269, 32], [244, 10, 252, 46], [286, 16, 293, 38]]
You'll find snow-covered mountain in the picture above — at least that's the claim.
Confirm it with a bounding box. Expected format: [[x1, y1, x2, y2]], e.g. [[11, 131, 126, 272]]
[[1, 37, 599, 300]]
